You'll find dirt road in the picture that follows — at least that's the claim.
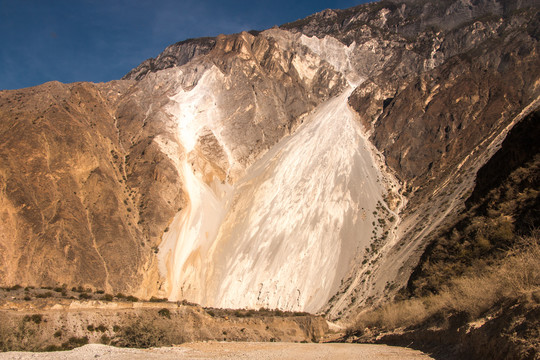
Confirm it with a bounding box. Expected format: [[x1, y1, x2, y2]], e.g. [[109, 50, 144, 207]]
[[1, 342, 434, 359]]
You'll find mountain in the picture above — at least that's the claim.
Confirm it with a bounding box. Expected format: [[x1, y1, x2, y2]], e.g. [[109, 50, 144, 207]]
[[0, 0, 538, 325]]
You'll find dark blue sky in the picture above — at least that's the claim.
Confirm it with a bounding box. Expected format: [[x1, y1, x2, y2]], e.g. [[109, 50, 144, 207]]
[[0, 0, 368, 90]]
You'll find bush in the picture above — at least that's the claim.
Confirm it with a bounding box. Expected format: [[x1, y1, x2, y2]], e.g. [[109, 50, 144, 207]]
[[126, 295, 139, 302], [113, 315, 186, 348], [100, 334, 111, 344], [179, 299, 197, 306], [36, 292, 53, 299], [101, 294, 114, 301], [23, 314, 43, 324], [43, 344, 62, 352], [113, 319, 167, 348], [149, 296, 168, 303], [61, 336, 88, 350], [158, 308, 171, 319]]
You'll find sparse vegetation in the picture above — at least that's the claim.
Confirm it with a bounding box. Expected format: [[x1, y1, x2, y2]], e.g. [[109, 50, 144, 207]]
[[101, 294, 114, 301], [158, 308, 171, 319], [100, 334, 111, 344], [203, 307, 310, 318], [23, 314, 43, 324], [408, 154, 540, 297], [35, 292, 53, 299], [149, 296, 168, 302], [0, 289, 324, 351], [112, 316, 185, 348], [348, 235, 540, 340], [61, 336, 89, 350]]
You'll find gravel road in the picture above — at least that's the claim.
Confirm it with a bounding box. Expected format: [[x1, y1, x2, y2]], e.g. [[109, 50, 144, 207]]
[[0, 342, 434, 359]]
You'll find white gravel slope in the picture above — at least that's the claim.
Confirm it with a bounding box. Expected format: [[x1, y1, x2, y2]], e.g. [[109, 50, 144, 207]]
[[205, 86, 388, 312]]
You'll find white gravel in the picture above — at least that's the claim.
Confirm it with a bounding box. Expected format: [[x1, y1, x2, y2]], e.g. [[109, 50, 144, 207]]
[[0, 342, 434, 360]]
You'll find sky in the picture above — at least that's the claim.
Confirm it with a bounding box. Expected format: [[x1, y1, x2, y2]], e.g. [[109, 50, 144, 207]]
[[0, 0, 369, 90]]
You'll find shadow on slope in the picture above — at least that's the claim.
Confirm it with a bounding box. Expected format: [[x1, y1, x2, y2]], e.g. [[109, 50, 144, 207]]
[[343, 108, 540, 360]]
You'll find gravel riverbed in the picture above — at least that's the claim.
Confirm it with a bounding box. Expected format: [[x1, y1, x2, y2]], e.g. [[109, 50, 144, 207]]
[[0, 342, 434, 360]]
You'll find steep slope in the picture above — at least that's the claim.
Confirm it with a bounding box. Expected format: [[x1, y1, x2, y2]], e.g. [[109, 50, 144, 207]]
[[160, 87, 398, 312], [345, 107, 540, 360], [0, 30, 346, 302], [408, 108, 540, 297], [0, 81, 165, 295], [310, 0, 540, 318]]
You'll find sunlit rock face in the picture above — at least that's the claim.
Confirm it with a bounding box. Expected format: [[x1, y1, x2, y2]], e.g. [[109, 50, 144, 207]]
[[158, 83, 396, 311], [202, 88, 392, 312], [142, 28, 404, 312], [1, 0, 538, 317], [150, 32, 395, 311], [136, 1, 540, 314]]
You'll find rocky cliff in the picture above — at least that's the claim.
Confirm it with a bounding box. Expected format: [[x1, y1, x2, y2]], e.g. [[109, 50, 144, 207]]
[[0, 0, 538, 318]]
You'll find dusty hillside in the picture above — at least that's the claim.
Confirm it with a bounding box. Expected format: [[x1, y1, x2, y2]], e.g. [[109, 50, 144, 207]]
[[0, 291, 327, 352], [0, 31, 344, 300]]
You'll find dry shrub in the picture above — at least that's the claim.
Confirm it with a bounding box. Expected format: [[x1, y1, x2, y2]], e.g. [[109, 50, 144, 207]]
[[113, 318, 168, 348], [446, 274, 501, 317], [499, 239, 540, 294], [0, 313, 11, 351], [379, 299, 428, 329], [0, 313, 48, 351], [351, 234, 540, 333], [113, 313, 186, 348], [354, 298, 428, 331]]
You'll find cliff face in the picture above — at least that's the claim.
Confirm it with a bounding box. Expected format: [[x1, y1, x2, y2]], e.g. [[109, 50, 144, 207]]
[[122, 37, 217, 81], [0, 30, 346, 302], [0, 0, 538, 316], [0, 80, 183, 297]]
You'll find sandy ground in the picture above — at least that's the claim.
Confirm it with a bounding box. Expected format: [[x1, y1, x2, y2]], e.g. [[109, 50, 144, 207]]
[[0, 342, 435, 359]]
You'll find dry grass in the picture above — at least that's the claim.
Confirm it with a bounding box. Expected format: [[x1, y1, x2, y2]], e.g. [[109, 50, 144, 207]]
[[350, 235, 540, 333]]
